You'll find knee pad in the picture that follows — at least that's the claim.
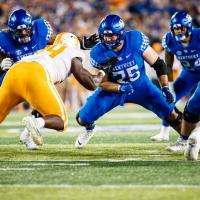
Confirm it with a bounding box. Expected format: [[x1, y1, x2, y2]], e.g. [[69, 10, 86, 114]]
[[165, 107, 182, 126], [183, 107, 200, 123], [76, 113, 94, 129]]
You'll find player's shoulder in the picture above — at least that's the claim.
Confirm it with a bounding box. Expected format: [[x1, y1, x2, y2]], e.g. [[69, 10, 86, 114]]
[[90, 43, 115, 68], [33, 18, 53, 41], [162, 32, 173, 50], [0, 30, 11, 40], [191, 28, 200, 40], [126, 30, 149, 52], [0, 30, 13, 53]]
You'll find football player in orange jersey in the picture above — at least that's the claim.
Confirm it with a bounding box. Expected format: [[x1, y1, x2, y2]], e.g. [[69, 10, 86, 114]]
[[0, 32, 105, 150]]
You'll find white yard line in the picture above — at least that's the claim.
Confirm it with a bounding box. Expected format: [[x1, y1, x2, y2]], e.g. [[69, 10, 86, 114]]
[[5, 124, 161, 134], [0, 159, 193, 163], [0, 184, 199, 188], [0, 168, 34, 171]]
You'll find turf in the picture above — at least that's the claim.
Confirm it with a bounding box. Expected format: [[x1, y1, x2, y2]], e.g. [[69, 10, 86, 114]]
[[0, 106, 199, 200]]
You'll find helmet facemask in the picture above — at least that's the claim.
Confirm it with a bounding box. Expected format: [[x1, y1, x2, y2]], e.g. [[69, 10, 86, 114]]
[[170, 11, 192, 42], [11, 25, 32, 43]]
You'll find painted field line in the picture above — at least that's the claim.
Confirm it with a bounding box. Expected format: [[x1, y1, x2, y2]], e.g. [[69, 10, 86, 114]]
[[0, 184, 200, 189], [0, 159, 195, 163], [5, 124, 161, 134], [0, 168, 34, 171]]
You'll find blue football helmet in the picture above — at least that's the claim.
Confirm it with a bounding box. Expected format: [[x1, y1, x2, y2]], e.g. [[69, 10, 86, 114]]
[[170, 11, 192, 42], [98, 14, 125, 50], [8, 9, 33, 43]]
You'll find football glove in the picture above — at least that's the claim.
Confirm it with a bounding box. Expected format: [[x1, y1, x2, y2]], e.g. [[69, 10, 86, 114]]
[[162, 86, 174, 104], [100, 56, 118, 74], [1, 58, 13, 71], [82, 33, 99, 49], [119, 83, 134, 95]]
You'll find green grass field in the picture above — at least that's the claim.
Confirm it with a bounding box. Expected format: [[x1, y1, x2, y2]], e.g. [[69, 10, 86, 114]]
[[0, 105, 200, 200]]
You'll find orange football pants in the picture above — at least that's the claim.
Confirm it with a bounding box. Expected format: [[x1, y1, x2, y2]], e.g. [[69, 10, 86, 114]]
[[0, 62, 68, 128]]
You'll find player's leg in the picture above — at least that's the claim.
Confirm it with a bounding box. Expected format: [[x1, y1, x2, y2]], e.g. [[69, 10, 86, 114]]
[[151, 70, 199, 141], [21, 62, 67, 145], [183, 85, 200, 160], [132, 80, 186, 151], [75, 88, 121, 148]]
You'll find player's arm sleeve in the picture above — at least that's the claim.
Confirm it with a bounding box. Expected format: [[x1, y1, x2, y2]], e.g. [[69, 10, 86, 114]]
[[42, 19, 53, 43], [162, 33, 174, 81], [135, 31, 150, 53], [162, 33, 171, 52]]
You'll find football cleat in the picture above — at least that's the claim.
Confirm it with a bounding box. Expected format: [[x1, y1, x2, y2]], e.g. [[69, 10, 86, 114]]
[[184, 130, 200, 161], [150, 126, 170, 141], [20, 128, 39, 150], [166, 136, 187, 152], [22, 116, 43, 145], [75, 125, 95, 148]]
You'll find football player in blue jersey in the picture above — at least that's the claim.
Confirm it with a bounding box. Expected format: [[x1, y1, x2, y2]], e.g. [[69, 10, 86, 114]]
[[183, 84, 200, 160], [0, 8, 54, 83], [150, 11, 200, 152], [74, 14, 184, 148]]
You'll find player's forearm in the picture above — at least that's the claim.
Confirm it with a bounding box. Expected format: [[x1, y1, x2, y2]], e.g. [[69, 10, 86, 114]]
[[165, 50, 174, 81], [100, 81, 120, 93], [158, 74, 169, 88]]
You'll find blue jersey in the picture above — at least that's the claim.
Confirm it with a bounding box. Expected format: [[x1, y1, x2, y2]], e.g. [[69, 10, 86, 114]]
[[0, 18, 53, 62], [162, 28, 200, 72], [90, 30, 149, 87], [79, 30, 174, 124]]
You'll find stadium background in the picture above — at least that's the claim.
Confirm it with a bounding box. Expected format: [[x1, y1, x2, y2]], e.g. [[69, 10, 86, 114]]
[[0, 1, 200, 200], [0, 0, 199, 110]]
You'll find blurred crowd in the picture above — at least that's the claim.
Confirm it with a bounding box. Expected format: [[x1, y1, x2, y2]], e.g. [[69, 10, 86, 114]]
[[0, 0, 199, 110], [0, 0, 199, 41]]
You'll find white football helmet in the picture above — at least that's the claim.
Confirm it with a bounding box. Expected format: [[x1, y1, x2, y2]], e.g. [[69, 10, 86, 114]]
[[53, 32, 80, 48]]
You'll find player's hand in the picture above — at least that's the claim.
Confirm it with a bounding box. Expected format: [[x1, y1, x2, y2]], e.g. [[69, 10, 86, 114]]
[[162, 86, 174, 104], [1, 58, 13, 71], [119, 83, 134, 95], [101, 56, 118, 74], [83, 33, 99, 49]]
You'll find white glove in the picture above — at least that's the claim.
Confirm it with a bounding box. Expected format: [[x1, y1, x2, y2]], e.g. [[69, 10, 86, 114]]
[[1, 58, 13, 71]]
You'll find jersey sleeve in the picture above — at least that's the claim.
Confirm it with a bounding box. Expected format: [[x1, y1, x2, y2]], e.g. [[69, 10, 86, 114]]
[[90, 44, 116, 69], [0, 32, 7, 54], [139, 32, 150, 52], [161, 33, 171, 52], [70, 47, 86, 63], [130, 30, 150, 53], [35, 19, 53, 43]]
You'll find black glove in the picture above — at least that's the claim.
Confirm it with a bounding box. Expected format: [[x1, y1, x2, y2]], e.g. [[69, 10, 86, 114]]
[[82, 33, 99, 49], [100, 56, 118, 74], [31, 109, 43, 118]]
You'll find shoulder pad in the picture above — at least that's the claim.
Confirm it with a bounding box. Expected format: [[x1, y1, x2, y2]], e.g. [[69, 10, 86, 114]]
[[162, 32, 172, 52], [90, 43, 115, 69], [33, 18, 53, 42], [129, 30, 149, 52], [0, 31, 11, 54]]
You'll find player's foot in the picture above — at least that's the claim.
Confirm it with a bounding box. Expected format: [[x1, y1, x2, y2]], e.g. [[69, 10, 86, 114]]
[[150, 126, 170, 141], [75, 125, 95, 148], [150, 133, 169, 141], [20, 128, 39, 150], [166, 136, 187, 152], [184, 131, 200, 161], [22, 116, 43, 146]]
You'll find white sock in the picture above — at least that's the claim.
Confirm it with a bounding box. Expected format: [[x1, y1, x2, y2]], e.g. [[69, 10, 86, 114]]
[[160, 125, 170, 136], [35, 117, 45, 129]]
